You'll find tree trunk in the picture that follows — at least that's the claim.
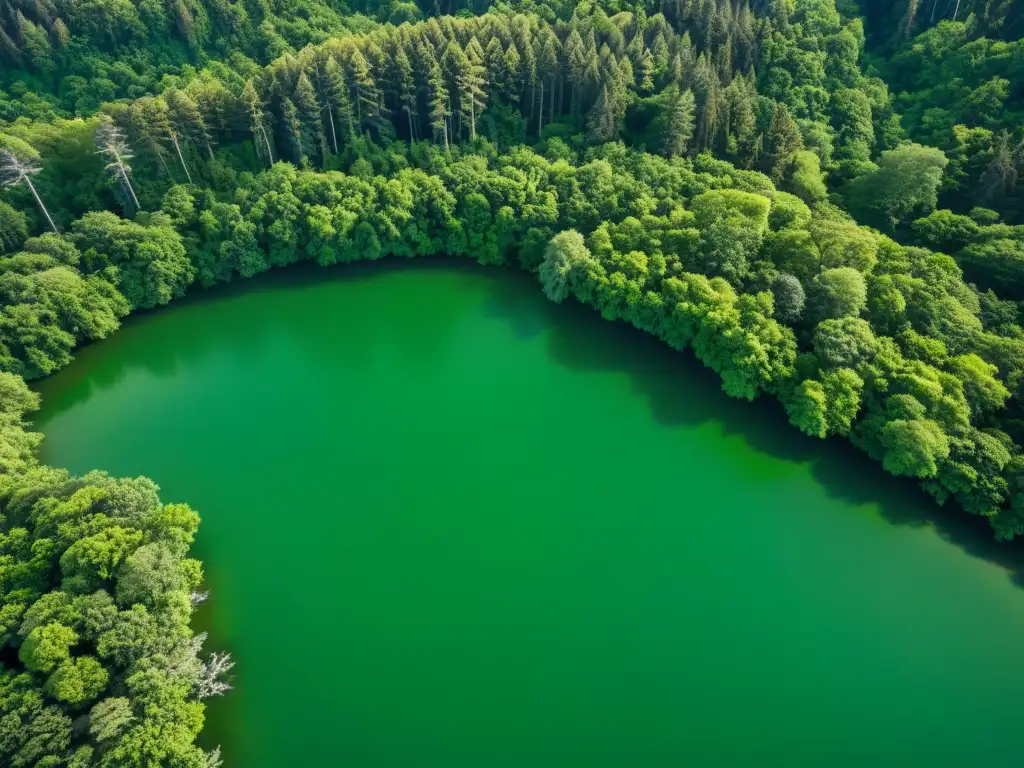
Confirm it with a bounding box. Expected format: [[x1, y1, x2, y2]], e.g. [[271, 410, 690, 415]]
[[24, 177, 57, 232], [549, 76, 556, 126], [470, 95, 476, 141], [407, 109, 415, 142], [326, 107, 338, 153], [537, 80, 544, 136], [170, 132, 194, 184], [119, 165, 140, 210], [260, 125, 274, 166]]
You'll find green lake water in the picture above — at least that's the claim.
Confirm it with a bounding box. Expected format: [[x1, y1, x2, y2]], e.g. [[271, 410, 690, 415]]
[[33, 261, 1024, 767]]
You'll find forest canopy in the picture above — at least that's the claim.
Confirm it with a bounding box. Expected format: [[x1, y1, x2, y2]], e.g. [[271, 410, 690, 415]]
[[2, 0, 1024, 765]]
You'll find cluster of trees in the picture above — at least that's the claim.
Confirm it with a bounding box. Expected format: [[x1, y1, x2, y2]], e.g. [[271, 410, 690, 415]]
[[3, 1, 906, 206], [852, 7, 1024, 224], [3, 130, 1021, 537], [0, 374, 230, 766], [856, 0, 1024, 47]]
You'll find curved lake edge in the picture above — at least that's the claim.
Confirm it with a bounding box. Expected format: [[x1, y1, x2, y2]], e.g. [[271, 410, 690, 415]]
[[32, 255, 1024, 589]]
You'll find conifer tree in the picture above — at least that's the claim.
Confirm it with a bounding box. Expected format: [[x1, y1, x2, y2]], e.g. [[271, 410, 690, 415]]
[[166, 89, 214, 161], [664, 88, 696, 158], [294, 71, 325, 166], [428, 59, 450, 151], [587, 84, 617, 142], [391, 46, 417, 141], [241, 79, 274, 167], [281, 97, 304, 164], [503, 40, 521, 105], [536, 33, 558, 135], [762, 102, 803, 182], [349, 49, 381, 133]]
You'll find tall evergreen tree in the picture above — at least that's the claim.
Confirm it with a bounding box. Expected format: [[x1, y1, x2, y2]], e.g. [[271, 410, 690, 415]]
[[428, 59, 451, 151], [241, 79, 274, 167], [587, 83, 617, 142], [294, 72, 325, 167], [664, 88, 696, 157], [761, 102, 803, 182], [166, 89, 214, 161]]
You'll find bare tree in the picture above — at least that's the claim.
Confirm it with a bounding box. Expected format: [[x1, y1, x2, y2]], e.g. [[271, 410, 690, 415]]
[[95, 117, 141, 211], [197, 651, 235, 698], [0, 148, 58, 231], [203, 746, 223, 768], [190, 589, 209, 605]]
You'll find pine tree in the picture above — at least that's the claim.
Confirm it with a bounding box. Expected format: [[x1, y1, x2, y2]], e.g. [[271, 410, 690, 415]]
[[241, 79, 274, 167], [128, 97, 173, 177], [587, 84, 617, 143], [281, 97, 304, 164], [166, 89, 214, 161], [458, 45, 487, 141], [980, 131, 1018, 203], [391, 46, 417, 141], [664, 88, 696, 157], [349, 49, 381, 133], [536, 34, 558, 135], [294, 72, 325, 167], [503, 41, 521, 105], [638, 47, 655, 93], [761, 102, 803, 182], [428, 59, 450, 151]]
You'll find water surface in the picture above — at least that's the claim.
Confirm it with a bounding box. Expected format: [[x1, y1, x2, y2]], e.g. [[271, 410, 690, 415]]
[[35, 261, 1024, 767]]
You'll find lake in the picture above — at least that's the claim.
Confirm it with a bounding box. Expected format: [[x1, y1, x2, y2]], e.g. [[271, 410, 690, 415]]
[[33, 260, 1024, 767]]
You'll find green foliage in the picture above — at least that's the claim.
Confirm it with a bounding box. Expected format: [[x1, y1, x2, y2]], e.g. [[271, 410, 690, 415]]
[[2, 4, 1024, 763]]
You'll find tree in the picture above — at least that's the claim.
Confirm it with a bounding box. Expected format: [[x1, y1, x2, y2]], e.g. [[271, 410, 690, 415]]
[[813, 316, 879, 368], [771, 273, 805, 323], [844, 144, 948, 229], [0, 200, 28, 252], [587, 84, 617, 143], [761, 103, 803, 182], [808, 267, 868, 321], [428, 59, 451, 151], [240, 80, 274, 167], [0, 138, 57, 232], [349, 49, 380, 133], [540, 230, 591, 303], [664, 89, 696, 158], [165, 89, 213, 161], [294, 72, 325, 166], [94, 117, 140, 211]]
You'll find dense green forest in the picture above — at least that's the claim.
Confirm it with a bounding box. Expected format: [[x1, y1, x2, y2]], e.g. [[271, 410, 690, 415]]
[[1, 0, 1024, 764]]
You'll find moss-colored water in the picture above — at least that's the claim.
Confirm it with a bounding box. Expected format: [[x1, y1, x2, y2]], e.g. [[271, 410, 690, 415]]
[[34, 262, 1024, 767]]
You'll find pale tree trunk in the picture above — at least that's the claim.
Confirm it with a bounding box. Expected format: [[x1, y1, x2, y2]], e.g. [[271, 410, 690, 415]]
[[537, 80, 544, 136], [470, 96, 476, 141], [170, 133, 193, 184], [112, 149, 140, 209], [24, 176, 57, 232], [326, 108, 338, 153], [259, 126, 274, 166], [120, 165, 140, 209]]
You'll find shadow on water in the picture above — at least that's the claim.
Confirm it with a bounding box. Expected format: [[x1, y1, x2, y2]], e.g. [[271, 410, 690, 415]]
[[33, 257, 1024, 589], [479, 267, 1024, 589]]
